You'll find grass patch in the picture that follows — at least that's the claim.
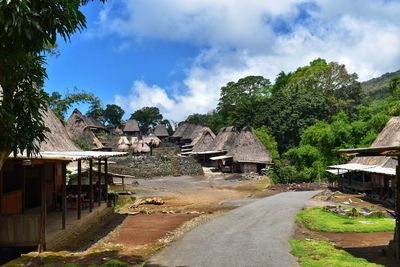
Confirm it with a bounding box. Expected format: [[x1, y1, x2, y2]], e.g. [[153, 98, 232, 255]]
[[290, 239, 383, 267], [297, 208, 394, 232]]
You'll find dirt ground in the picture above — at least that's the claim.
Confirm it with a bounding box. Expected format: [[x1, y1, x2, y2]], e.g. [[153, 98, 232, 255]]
[[295, 190, 398, 267]]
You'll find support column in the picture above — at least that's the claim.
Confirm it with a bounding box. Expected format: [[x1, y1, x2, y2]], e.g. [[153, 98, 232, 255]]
[[22, 166, 26, 214], [39, 167, 47, 252], [104, 158, 111, 207], [395, 158, 400, 261], [89, 159, 93, 212], [97, 159, 101, 206], [77, 159, 82, 220], [61, 162, 67, 230]]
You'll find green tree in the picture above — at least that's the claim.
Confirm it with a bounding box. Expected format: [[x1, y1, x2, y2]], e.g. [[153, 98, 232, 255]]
[[217, 76, 273, 128], [86, 97, 104, 122], [0, 0, 104, 171], [130, 106, 163, 134], [253, 126, 279, 160], [103, 104, 124, 127], [48, 89, 101, 121]]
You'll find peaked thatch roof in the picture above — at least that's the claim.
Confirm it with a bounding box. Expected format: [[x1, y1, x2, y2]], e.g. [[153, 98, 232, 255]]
[[351, 117, 400, 168], [191, 127, 216, 153], [227, 127, 272, 164], [181, 124, 203, 141], [154, 124, 169, 137], [66, 109, 104, 149], [206, 126, 238, 152], [124, 119, 140, 133], [39, 108, 81, 152], [172, 122, 189, 138]]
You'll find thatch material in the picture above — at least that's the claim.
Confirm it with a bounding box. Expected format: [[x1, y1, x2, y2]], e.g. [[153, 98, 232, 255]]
[[66, 109, 104, 149], [39, 108, 81, 152], [351, 117, 400, 168], [123, 119, 140, 134], [172, 122, 189, 138], [226, 127, 272, 164], [206, 126, 238, 152], [191, 127, 216, 153], [143, 134, 161, 147], [181, 124, 203, 141], [154, 124, 169, 137]]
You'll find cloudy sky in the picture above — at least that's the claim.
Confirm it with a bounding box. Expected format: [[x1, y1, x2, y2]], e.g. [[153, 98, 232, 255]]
[[44, 0, 400, 122]]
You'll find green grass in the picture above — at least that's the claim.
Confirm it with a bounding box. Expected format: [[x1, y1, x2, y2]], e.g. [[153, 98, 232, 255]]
[[297, 208, 395, 232], [290, 240, 383, 267]]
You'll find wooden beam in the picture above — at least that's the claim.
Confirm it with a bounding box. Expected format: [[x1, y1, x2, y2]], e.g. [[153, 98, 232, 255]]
[[89, 159, 93, 212], [0, 166, 3, 214], [61, 162, 67, 230], [104, 158, 109, 206], [97, 159, 101, 206], [77, 159, 82, 220], [39, 166, 47, 252], [396, 158, 400, 261], [22, 166, 26, 214]]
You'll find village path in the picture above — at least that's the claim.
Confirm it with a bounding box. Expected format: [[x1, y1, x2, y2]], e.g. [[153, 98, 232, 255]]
[[146, 191, 319, 267]]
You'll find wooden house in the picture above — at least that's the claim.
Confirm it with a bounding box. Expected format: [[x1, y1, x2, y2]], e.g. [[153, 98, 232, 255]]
[[172, 122, 203, 146], [66, 109, 107, 150], [329, 117, 400, 203], [226, 127, 273, 173], [153, 124, 170, 142], [181, 127, 215, 156], [0, 108, 126, 255], [123, 119, 140, 137]]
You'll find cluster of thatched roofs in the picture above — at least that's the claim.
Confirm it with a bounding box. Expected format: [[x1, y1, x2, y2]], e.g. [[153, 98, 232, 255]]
[[176, 123, 272, 165]]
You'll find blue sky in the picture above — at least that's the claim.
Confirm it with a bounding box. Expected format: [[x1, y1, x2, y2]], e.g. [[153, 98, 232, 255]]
[[44, 0, 400, 122]]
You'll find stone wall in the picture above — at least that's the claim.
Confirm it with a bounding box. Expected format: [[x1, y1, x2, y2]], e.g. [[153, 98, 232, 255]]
[[109, 147, 204, 178]]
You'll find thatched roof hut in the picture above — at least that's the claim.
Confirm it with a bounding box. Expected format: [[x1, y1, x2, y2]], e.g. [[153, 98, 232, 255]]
[[39, 108, 81, 151], [350, 117, 400, 169], [143, 134, 161, 147], [191, 127, 216, 153], [172, 122, 189, 138], [206, 126, 238, 153], [226, 127, 272, 164], [66, 109, 104, 150], [181, 124, 203, 141], [117, 136, 131, 152], [123, 119, 140, 136], [154, 124, 169, 138]]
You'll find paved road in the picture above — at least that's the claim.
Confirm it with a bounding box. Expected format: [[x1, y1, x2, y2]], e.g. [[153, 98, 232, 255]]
[[146, 191, 319, 267]]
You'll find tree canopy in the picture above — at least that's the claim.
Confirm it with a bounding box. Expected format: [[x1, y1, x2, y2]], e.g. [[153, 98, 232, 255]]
[[0, 0, 105, 170], [103, 104, 125, 127], [130, 106, 163, 134]]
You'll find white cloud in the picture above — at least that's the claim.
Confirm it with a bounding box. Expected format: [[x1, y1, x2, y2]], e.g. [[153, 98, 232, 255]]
[[99, 0, 400, 120]]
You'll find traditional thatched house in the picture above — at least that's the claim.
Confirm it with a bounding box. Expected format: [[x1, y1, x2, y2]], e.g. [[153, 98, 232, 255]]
[[171, 122, 202, 146], [225, 127, 273, 173], [66, 109, 106, 150], [192, 126, 238, 167], [172, 122, 189, 141], [143, 134, 161, 148], [181, 127, 215, 156], [0, 107, 126, 254], [329, 117, 399, 202], [153, 124, 169, 142], [123, 119, 140, 137]]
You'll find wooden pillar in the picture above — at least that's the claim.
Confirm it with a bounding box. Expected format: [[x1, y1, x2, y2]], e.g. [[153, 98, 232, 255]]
[[104, 158, 109, 206], [39, 167, 47, 252], [0, 168, 2, 214], [97, 159, 101, 206], [77, 159, 82, 220], [395, 158, 400, 261], [22, 166, 26, 214], [61, 162, 67, 230], [89, 159, 93, 212]]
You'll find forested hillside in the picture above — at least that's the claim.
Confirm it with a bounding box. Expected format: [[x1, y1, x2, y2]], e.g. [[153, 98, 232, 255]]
[[185, 59, 400, 183]]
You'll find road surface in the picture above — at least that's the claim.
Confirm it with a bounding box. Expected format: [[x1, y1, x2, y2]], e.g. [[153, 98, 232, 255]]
[[146, 191, 319, 267]]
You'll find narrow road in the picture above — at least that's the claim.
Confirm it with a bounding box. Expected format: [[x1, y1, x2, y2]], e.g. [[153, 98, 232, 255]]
[[146, 191, 319, 267]]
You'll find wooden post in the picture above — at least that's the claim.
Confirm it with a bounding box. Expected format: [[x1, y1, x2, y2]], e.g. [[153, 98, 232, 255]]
[[122, 176, 125, 192], [89, 159, 93, 212], [0, 168, 2, 214], [395, 158, 400, 261], [39, 167, 47, 252], [77, 159, 82, 220], [104, 158, 110, 207], [97, 159, 101, 206], [22, 166, 26, 214], [61, 162, 67, 230]]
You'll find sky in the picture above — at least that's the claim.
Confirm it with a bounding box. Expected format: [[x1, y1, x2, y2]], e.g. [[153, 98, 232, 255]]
[[44, 0, 400, 122]]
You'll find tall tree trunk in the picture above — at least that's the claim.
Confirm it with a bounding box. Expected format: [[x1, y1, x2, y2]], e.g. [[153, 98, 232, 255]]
[[0, 150, 10, 172]]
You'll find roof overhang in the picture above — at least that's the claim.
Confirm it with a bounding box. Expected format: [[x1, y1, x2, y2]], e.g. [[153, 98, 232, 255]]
[[328, 163, 395, 176], [192, 150, 227, 155], [339, 146, 400, 157], [9, 151, 128, 162], [210, 155, 232, 161]]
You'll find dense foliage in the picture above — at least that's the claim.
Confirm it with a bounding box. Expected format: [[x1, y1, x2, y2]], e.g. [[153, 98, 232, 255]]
[[0, 0, 104, 170], [185, 58, 400, 183], [130, 106, 164, 134]]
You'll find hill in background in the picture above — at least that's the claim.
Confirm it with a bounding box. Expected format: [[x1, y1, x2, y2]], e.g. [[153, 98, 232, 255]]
[[362, 69, 400, 98]]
